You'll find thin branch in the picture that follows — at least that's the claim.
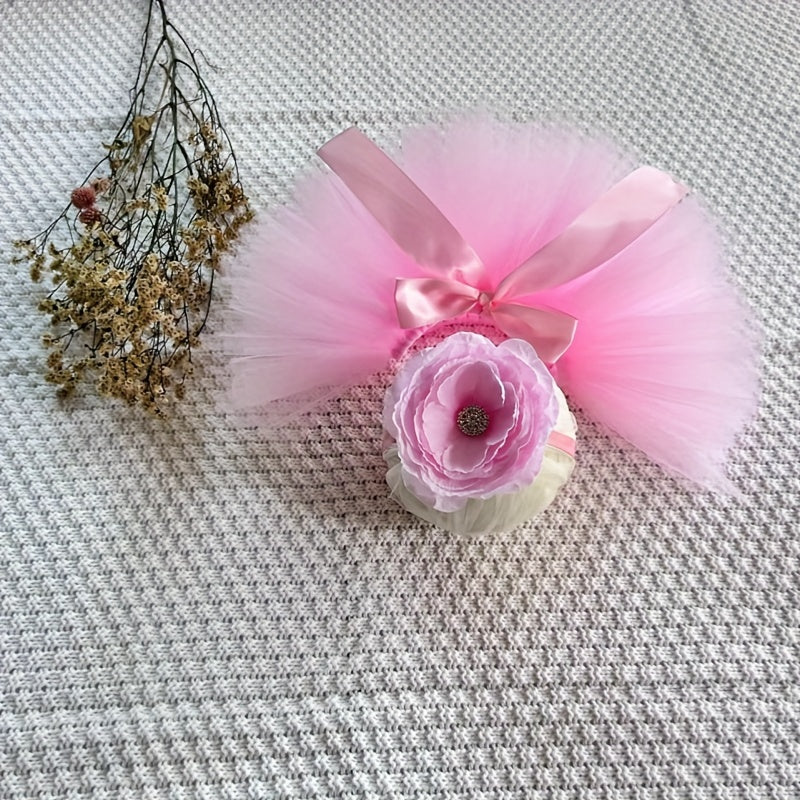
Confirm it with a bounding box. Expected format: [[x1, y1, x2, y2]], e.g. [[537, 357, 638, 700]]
[[15, 0, 252, 414]]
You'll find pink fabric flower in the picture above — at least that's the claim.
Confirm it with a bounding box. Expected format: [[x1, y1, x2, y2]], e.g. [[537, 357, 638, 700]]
[[383, 332, 559, 512]]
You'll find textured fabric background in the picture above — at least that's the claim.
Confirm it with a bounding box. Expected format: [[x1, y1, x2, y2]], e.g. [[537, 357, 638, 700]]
[[1, 1, 798, 798]]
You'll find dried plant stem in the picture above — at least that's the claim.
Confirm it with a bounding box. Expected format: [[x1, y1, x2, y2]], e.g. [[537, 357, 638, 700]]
[[14, 0, 252, 413]]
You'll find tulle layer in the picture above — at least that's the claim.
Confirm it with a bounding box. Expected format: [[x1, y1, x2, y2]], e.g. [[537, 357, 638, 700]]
[[540, 198, 760, 490], [227, 116, 759, 488]]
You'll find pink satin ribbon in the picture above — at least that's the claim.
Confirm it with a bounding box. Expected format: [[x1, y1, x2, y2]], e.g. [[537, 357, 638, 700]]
[[546, 430, 576, 458], [319, 128, 688, 364]]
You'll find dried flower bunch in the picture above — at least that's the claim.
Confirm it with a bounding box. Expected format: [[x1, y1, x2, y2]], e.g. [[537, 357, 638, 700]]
[[14, 0, 252, 413]]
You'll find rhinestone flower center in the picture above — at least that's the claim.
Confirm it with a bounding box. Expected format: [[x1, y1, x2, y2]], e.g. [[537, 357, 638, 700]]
[[456, 404, 489, 437]]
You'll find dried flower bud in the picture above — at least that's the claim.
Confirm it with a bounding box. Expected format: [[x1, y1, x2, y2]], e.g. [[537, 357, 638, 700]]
[[78, 207, 102, 225], [70, 186, 96, 209], [90, 177, 111, 195], [132, 114, 155, 147]]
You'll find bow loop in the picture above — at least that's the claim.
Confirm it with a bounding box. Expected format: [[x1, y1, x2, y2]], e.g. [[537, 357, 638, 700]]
[[394, 278, 481, 329]]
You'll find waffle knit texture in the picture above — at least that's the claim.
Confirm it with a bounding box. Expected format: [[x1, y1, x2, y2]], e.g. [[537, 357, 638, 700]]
[[1, 2, 798, 798]]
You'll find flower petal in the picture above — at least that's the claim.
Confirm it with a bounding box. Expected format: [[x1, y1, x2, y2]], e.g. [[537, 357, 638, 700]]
[[421, 401, 458, 453], [436, 360, 505, 412], [441, 434, 491, 473]]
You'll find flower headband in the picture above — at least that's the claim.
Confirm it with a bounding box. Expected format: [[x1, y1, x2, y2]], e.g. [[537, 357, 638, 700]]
[[229, 118, 759, 534]]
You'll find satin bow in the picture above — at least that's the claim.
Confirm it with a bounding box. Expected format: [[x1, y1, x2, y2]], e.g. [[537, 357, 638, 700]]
[[319, 128, 688, 363]]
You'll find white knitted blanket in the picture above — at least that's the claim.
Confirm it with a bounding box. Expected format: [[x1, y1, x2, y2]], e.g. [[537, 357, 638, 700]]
[[1, 2, 798, 798]]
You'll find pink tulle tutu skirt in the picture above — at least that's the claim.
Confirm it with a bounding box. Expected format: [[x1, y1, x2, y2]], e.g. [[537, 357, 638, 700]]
[[227, 117, 759, 491]]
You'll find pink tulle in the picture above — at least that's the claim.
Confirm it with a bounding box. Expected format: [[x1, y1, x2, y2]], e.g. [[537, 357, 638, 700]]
[[227, 117, 759, 489]]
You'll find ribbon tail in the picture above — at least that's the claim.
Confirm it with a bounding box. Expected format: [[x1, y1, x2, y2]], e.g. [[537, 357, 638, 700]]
[[318, 128, 485, 285], [395, 277, 480, 329], [495, 166, 689, 301], [489, 303, 578, 364]]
